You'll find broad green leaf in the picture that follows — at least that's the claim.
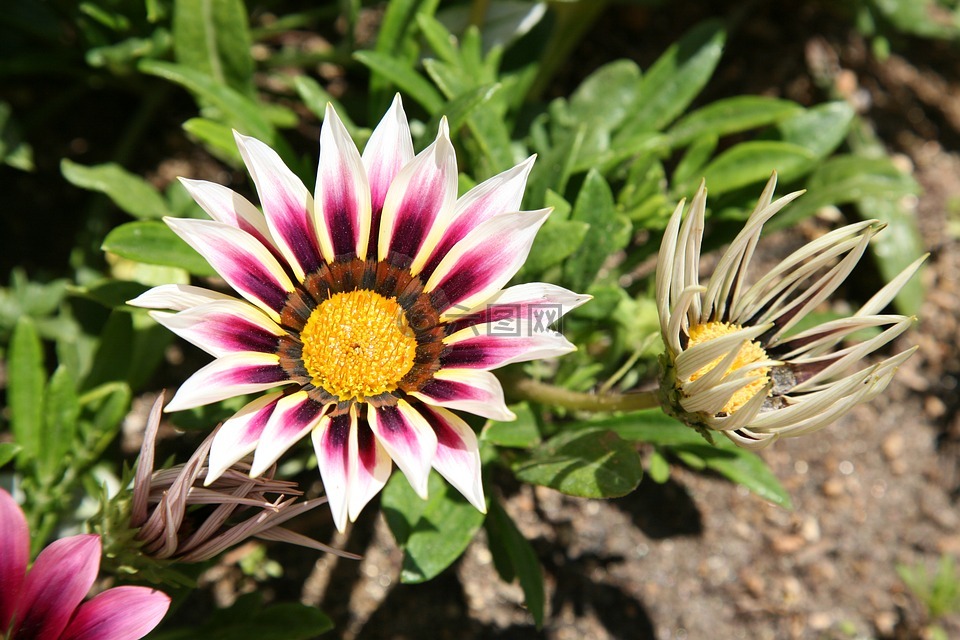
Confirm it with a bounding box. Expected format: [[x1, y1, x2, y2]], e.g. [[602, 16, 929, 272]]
[[525, 122, 586, 208], [647, 448, 671, 483], [8, 317, 45, 463], [619, 20, 726, 138], [771, 101, 854, 161], [61, 159, 169, 219], [696, 141, 815, 195], [563, 170, 631, 291], [139, 59, 273, 140], [354, 50, 444, 114], [668, 96, 802, 148], [481, 402, 541, 448], [153, 597, 333, 640], [485, 500, 545, 628], [182, 117, 243, 164], [39, 365, 79, 482], [81, 382, 132, 442], [102, 221, 216, 277], [672, 441, 792, 508], [173, 0, 254, 96], [0, 443, 20, 468], [70, 280, 150, 308], [382, 471, 486, 583], [513, 428, 643, 498], [672, 133, 718, 187], [521, 217, 590, 275], [0, 101, 34, 171], [567, 59, 642, 129]]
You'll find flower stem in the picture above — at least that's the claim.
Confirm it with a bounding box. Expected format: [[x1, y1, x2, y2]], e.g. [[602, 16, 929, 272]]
[[509, 377, 660, 413]]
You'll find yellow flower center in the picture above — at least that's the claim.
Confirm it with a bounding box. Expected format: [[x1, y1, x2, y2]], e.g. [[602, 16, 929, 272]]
[[686, 321, 771, 415], [300, 290, 418, 402]]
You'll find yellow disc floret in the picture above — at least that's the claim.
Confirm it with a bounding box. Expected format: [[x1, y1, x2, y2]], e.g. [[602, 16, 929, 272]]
[[300, 290, 418, 402], [686, 321, 771, 415]]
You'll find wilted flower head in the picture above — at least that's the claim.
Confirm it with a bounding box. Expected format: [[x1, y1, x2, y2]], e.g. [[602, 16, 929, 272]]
[[128, 96, 587, 530], [128, 395, 345, 563], [0, 489, 169, 640], [656, 174, 922, 449]]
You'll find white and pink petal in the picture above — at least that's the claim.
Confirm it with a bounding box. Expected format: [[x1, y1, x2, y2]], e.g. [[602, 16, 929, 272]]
[[410, 368, 515, 422], [0, 489, 28, 631], [165, 352, 288, 412], [164, 217, 294, 321], [250, 391, 328, 477], [205, 392, 284, 484], [419, 405, 485, 513], [362, 94, 414, 250], [127, 284, 235, 312], [367, 401, 438, 499], [442, 326, 576, 370], [178, 178, 275, 250], [149, 300, 285, 358]]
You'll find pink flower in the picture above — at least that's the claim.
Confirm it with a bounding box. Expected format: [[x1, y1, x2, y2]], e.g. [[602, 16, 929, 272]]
[[0, 489, 170, 640]]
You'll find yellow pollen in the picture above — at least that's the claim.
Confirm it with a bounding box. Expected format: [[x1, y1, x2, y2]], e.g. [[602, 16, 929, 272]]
[[686, 321, 771, 415], [300, 290, 418, 402]]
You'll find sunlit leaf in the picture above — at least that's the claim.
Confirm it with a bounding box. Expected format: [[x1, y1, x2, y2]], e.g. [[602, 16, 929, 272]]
[[102, 221, 216, 277], [61, 159, 169, 220]]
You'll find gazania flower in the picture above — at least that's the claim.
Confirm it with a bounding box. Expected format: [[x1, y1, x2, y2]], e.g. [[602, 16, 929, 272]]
[[0, 489, 169, 640], [125, 395, 347, 563], [129, 96, 587, 530], [656, 174, 922, 449]]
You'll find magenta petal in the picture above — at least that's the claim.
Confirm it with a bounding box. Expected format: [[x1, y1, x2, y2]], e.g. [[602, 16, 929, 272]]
[[0, 489, 28, 631], [250, 391, 327, 477], [59, 586, 170, 640], [12, 534, 101, 640], [313, 411, 353, 532], [150, 301, 284, 358]]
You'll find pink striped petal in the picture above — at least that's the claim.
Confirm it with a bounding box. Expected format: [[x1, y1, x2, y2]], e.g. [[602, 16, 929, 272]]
[[426, 209, 551, 315], [234, 132, 322, 281], [411, 369, 514, 421], [178, 178, 275, 251], [0, 489, 28, 631], [250, 391, 327, 477], [165, 352, 287, 412], [367, 401, 438, 499], [347, 414, 392, 523], [164, 217, 294, 321], [205, 392, 283, 484], [12, 534, 100, 640], [377, 119, 458, 269], [127, 284, 234, 311], [314, 104, 372, 261], [362, 94, 414, 255], [312, 411, 353, 532], [59, 586, 170, 640], [442, 326, 576, 370], [418, 156, 535, 279], [444, 282, 591, 335], [419, 405, 485, 512], [150, 300, 284, 357]]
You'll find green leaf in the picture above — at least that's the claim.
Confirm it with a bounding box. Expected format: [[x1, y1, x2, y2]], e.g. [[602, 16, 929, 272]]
[[417, 13, 459, 65], [292, 76, 365, 143], [695, 141, 815, 195], [619, 20, 726, 138], [173, 0, 254, 96], [672, 133, 718, 187], [578, 409, 706, 446], [0, 443, 21, 468], [382, 471, 486, 583], [563, 170, 631, 291], [82, 382, 132, 442], [152, 597, 334, 640], [182, 117, 243, 164], [354, 50, 444, 114], [8, 317, 46, 464], [521, 218, 590, 275], [859, 194, 926, 315], [61, 159, 169, 219], [647, 448, 671, 483], [771, 101, 854, 161], [102, 221, 216, 277], [139, 59, 274, 140], [667, 96, 802, 148], [673, 441, 792, 508], [0, 101, 34, 171], [485, 500, 545, 628], [39, 365, 79, 481], [567, 59, 642, 129], [481, 402, 541, 448], [513, 428, 643, 498]]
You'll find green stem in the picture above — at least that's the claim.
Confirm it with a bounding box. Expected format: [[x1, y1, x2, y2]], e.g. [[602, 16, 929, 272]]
[[511, 377, 660, 412]]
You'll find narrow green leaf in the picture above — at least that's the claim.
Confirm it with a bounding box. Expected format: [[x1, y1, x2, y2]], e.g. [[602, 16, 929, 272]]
[[481, 402, 541, 448], [672, 133, 718, 187], [485, 500, 545, 628], [771, 101, 855, 160], [619, 20, 726, 137], [173, 0, 254, 95], [563, 170, 631, 291], [0, 443, 21, 468], [61, 159, 169, 219], [416, 13, 460, 65], [39, 365, 80, 481], [292, 76, 367, 144], [673, 441, 792, 508], [667, 96, 802, 148], [647, 448, 671, 483], [139, 59, 273, 140], [382, 471, 486, 583], [354, 50, 444, 114], [695, 141, 815, 195], [102, 221, 216, 277], [81, 382, 132, 441], [182, 117, 243, 164], [513, 428, 643, 498], [858, 195, 926, 315], [8, 317, 45, 463]]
